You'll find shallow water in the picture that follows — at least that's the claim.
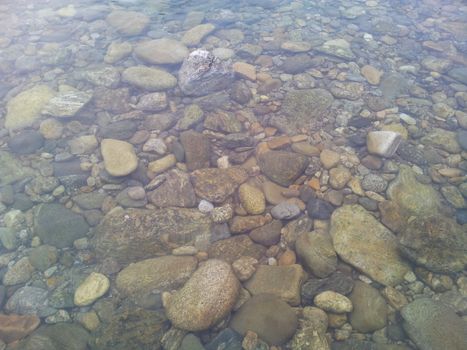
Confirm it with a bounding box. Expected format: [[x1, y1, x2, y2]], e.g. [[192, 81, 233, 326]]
[[0, 0, 466, 349]]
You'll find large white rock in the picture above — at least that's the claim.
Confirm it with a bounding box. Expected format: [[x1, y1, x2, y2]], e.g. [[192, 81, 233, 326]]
[[367, 131, 402, 157]]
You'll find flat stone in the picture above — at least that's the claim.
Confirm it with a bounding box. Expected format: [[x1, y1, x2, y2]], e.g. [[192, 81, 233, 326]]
[[320, 149, 340, 169], [182, 23, 216, 46], [233, 62, 256, 81], [165, 259, 240, 331], [116, 256, 197, 297], [296, 231, 337, 278], [281, 41, 312, 52], [18, 323, 90, 350], [314, 291, 353, 313], [329, 167, 352, 190], [134, 38, 189, 65], [101, 139, 138, 177], [42, 90, 92, 117], [3, 257, 35, 286], [122, 66, 177, 92], [135, 92, 167, 112], [5, 85, 55, 131], [191, 167, 248, 203], [180, 130, 210, 171], [93, 87, 131, 113], [229, 294, 298, 345], [205, 328, 242, 350], [0, 314, 40, 344], [27, 245, 58, 271], [401, 298, 467, 350], [100, 120, 139, 141], [270, 202, 301, 220], [92, 207, 213, 265], [229, 215, 270, 234], [249, 219, 282, 246], [177, 104, 204, 131], [330, 205, 411, 286], [349, 281, 388, 332], [39, 118, 64, 139], [207, 235, 266, 264], [258, 151, 309, 187], [148, 154, 176, 174], [204, 110, 242, 133], [8, 130, 44, 154], [0, 152, 34, 186], [148, 169, 196, 207], [329, 81, 364, 100], [306, 197, 335, 220], [106, 10, 149, 36], [77, 66, 120, 88], [74, 272, 110, 306]]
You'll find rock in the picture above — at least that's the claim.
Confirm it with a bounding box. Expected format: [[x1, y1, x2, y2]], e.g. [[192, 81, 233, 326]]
[[290, 307, 330, 350], [122, 66, 177, 91], [104, 41, 132, 64], [317, 39, 355, 59], [330, 205, 411, 286], [281, 41, 312, 52], [178, 49, 234, 97], [448, 67, 467, 84], [441, 186, 466, 208], [100, 120, 137, 140], [116, 187, 147, 208], [457, 130, 467, 150], [238, 183, 266, 215], [245, 264, 305, 306], [101, 139, 138, 177], [233, 62, 256, 81], [258, 151, 309, 187], [367, 131, 402, 157], [314, 291, 353, 313], [34, 203, 89, 248], [91, 307, 167, 350], [28, 245, 58, 271], [5, 85, 55, 131], [230, 81, 252, 104], [116, 256, 197, 297], [177, 104, 204, 131], [207, 235, 266, 264], [148, 154, 176, 174], [180, 130, 210, 171], [296, 231, 337, 278], [361, 174, 388, 193], [0, 314, 40, 344], [282, 89, 334, 132], [180, 334, 205, 350], [148, 169, 196, 207], [93, 87, 131, 113], [5, 286, 49, 315], [271, 202, 301, 220], [301, 271, 354, 304], [349, 281, 387, 332], [282, 54, 314, 74], [135, 92, 167, 112], [68, 135, 98, 155], [92, 207, 213, 264], [320, 149, 340, 169], [306, 197, 335, 220], [361, 65, 383, 85], [77, 66, 121, 88], [74, 272, 110, 306], [232, 256, 258, 281], [230, 294, 298, 345], [106, 10, 149, 36], [398, 215, 467, 273], [421, 128, 461, 153], [229, 215, 270, 234], [182, 23, 216, 46], [205, 328, 242, 350], [204, 110, 242, 133], [42, 90, 92, 117], [401, 298, 467, 350], [0, 227, 18, 250], [249, 220, 282, 246], [165, 259, 240, 331], [191, 167, 248, 203], [3, 257, 35, 286], [134, 38, 189, 65], [386, 165, 441, 217], [329, 81, 364, 100], [380, 73, 409, 100], [39, 118, 63, 139], [7, 130, 44, 154], [329, 167, 352, 190]]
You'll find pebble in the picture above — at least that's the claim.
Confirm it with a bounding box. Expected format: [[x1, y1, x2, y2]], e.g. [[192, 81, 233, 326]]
[[314, 291, 353, 313], [329, 167, 352, 189], [270, 202, 301, 220], [238, 183, 266, 215], [148, 154, 177, 174], [74, 272, 110, 306], [198, 199, 214, 213], [367, 131, 402, 157], [320, 149, 341, 169], [101, 139, 138, 177]]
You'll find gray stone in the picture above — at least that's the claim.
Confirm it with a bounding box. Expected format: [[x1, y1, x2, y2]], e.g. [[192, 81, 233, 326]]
[[28, 245, 58, 271], [317, 39, 355, 59], [42, 90, 92, 117], [367, 131, 402, 158], [3, 257, 34, 286], [5, 286, 50, 315], [8, 130, 44, 154], [258, 151, 309, 187], [19, 323, 89, 350], [148, 169, 196, 207], [134, 38, 189, 65], [106, 10, 149, 36], [73, 192, 107, 210], [135, 92, 168, 112], [361, 174, 388, 193], [122, 66, 177, 92], [249, 219, 282, 246], [270, 202, 301, 220], [421, 128, 461, 153], [116, 188, 148, 208], [296, 231, 337, 278], [401, 298, 467, 350], [204, 110, 242, 133], [0, 227, 18, 250]]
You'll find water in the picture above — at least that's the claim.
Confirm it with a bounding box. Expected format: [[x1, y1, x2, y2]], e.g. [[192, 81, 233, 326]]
[[0, 0, 466, 349]]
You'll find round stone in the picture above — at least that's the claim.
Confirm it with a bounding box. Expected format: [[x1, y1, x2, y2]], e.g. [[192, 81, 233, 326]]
[[106, 10, 149, 36], [101, 139, 138, 177], [238, 183, 266, 215], [329, 167, 352, 190], [134, 38, 189, 65], [122, 66, 177, 92], [314, 291, 353, 313], [74, 272, 110, 306]]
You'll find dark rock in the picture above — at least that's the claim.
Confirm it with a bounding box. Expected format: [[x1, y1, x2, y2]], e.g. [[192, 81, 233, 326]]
[[18, 323, 89, 350], [148, 169, 196, 207], [179, 49, 234, 97], [301, 271, 354, 304], [220, 133, 255, 149], [456, 209, 467, 225], [396, 142, 428, 166], [348, 117, 372, 128], [205, 328, 242, 350], [99, 120, 138, 140], [306, 198, 334, 219], [180, 130, 210, 171], [249, 220, 282, 246], [8, 130, 44, 154], [34, 203, 89, 248], [281, 54, 314, 74], [258, 151, 309, 187], [457, 129, 467, 150], [230, 80, 252, 104]]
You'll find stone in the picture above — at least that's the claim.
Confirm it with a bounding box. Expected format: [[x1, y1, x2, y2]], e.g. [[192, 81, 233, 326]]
[[204, 110, 242, 133], [180, 334, 205, 350], [34, 203, 89, 248], [317, 39, 355, 59], [401, 298, 467, 350], [329, 167, 352, 190], [39, 118, 63, 139], [270, 202, 301, 220], [314, 291, 353, 313], [282, 54, 314, 74], [92, 207, 213, 265], [244, 264, 306, 306], [296, 231, 337, 278], [104, 41, 132, 64], [380, 73, 409, 100], [458, 130, 467, 150], [165, 259, 240, 331], [320, 149, 340, 169], [0, 314, 40, 344], [233, 62, 256, 81], [232, 256, 258, 282], [229, 215, 270, 234], [28, 245, 58, 271], [301, 271, 354, 304], [101, 139, 138, 177], [77, 66, 121, 88], [74, 272, 110, 306], [230, 81, 252, 104], [68, 135, 98, 155], [93, 87, 131, 113], [3, 257, 35, 286], [349, 281, 387, 332], [282, 89, 334, 132], [421, 128, 461, 153], [238, 183, 266, 215], [148, 169, 196, 207], [230, 294, 298, 345], [73, 192, 107, 210], [148, 154, 176, 174], [135, 38, 188, 65], [135, 92, 167, 112], [361, 174, 388, 193], [5, 85, 55, 131], [207, 235, 266, 264], [398, 215, 467, 273], [329, 81, 364, 100], [205, 328, 242, 350], [386, 165, 441, 217], [361, 65, 383, 85], [249, 220, 282, 246], [106, 10, 149, 36], [116, 256, 197, 297], [191, 167, 248, 203], [367, 131, 402, 157], [330, 205, 411, 286], [122, 66, 177, 91], [99, 120, 137, 140], [441, 186, 466, 208], [0, 227, 18, 250], [290, 307, 330, 350], [42, 90, 92, 117], [5, 286, 49, 315], [178, 49, 234, 97], [281, 41, 312, 52], [177, 104, 204, 131], [180, 130, 210, 171], [258, 151, 309, 187], [182, 23, 216, 46], [7, 130, 44, 154]]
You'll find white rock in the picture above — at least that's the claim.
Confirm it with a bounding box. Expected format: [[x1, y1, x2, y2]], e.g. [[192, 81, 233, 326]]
[[366, 131, 402, 157]]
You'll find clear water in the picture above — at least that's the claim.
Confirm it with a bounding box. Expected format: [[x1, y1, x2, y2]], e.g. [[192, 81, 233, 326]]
[[0, 0, 466, 349]]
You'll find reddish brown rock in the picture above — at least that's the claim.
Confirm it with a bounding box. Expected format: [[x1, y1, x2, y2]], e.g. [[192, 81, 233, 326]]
[[0, 314, 40, 343]]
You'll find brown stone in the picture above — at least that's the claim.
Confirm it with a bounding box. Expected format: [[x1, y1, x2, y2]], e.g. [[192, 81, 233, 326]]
[[0, 314, 40, 343], [230, 215, 271, 234], [180, 130, 210, 171], [207, 235, 266, 264]]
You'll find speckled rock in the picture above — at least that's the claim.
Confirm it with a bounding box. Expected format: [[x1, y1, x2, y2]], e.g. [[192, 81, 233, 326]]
[[330, 205, 411, 286], [180, 130, 210, 171], [238, 183, 266, 215], [165, 259, 240, 331], [329, 167, 352, 190], [3, 257, 35, 286], [101, 139, 138, 177], [42, 90, 92, 118], [148, 169, 196, 207], [74, 272, 110, 306]]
